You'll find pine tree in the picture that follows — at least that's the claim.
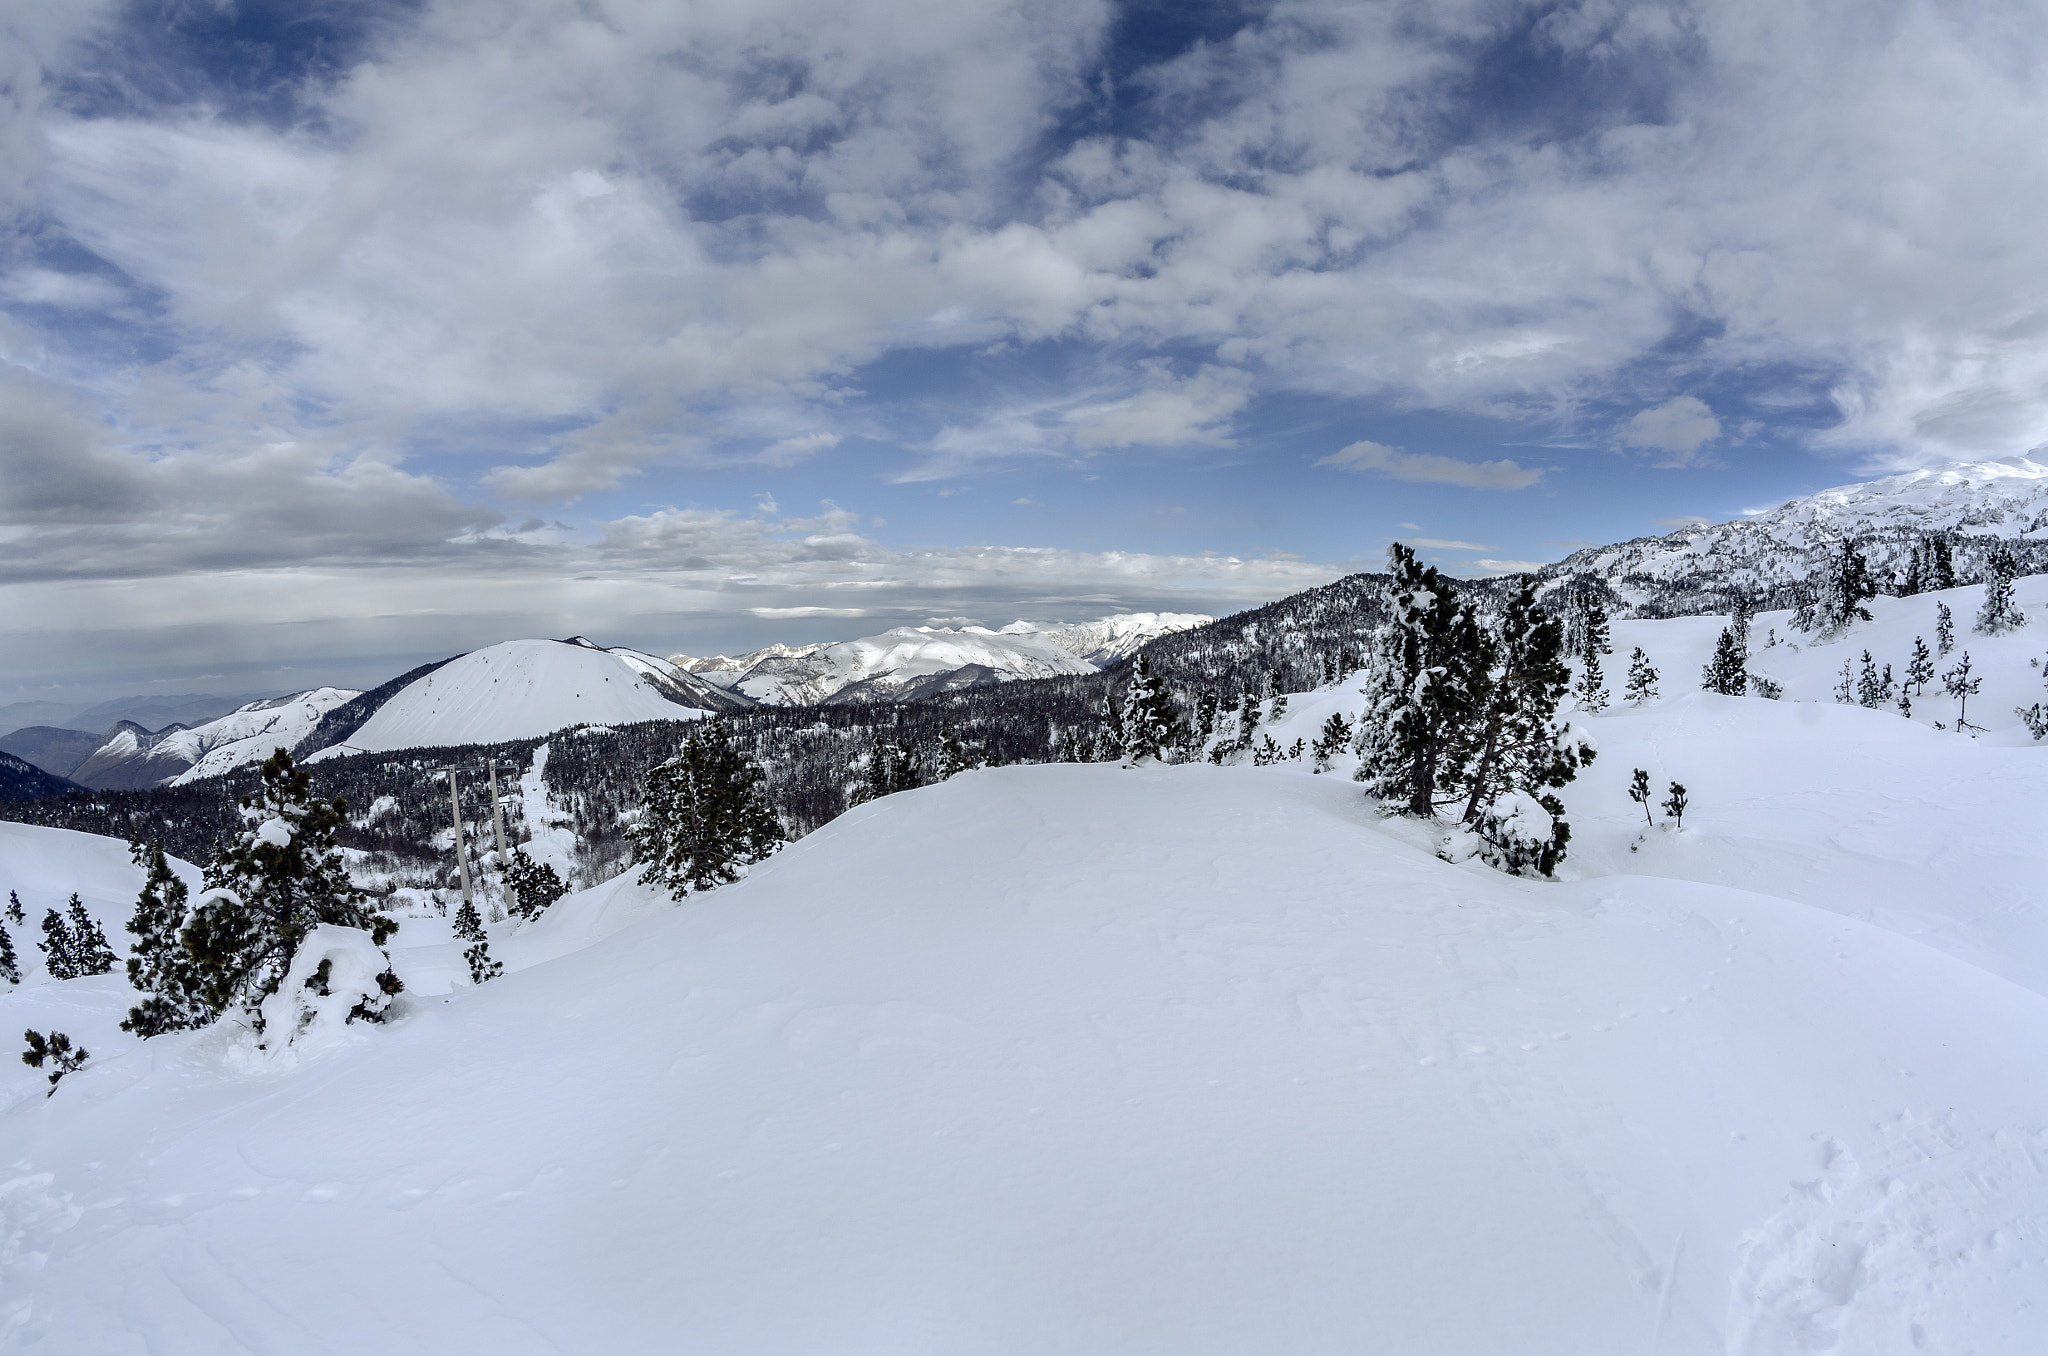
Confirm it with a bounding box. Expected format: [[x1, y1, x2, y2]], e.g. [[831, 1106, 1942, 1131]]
[[1701, 626, 1748, 695], [0, 923, 19, 985], [1120, 656, 1185, 765], [1928, 534, 1957, 592], [503, 848, 569, 921], [1804, 541, 1876, 635], [1662, 782, 1688, 830], [1310, 711, 1354, 773], [21, 1030, 87, 1095], [632, 719, 785, 900], [936, 728, 977, 779], [453, 898, 503, 984], [1856, 650, 1890, 708], [1452, 582, 1592, 840], [1936, 602, 1955, 656], [38, 908, 79, 980], [1572, 650, 1608, 714], [1356, 544, 1488, 818], [1094, 690, 1125, 763], [181, 749, 400, 1031], [1624, 647, 1660, 704], [5, 891, 22, 925], [1905, 636, 1935, 695], [1974, 546, 2029, 636], [1628, 768, 1654, 828], [1832, 658, 1854, 704], [1192, 689, 1219, 744], [64, 895, 115, 976], [123, 842, 211, 1036], [1943, 652, 1983, 732]]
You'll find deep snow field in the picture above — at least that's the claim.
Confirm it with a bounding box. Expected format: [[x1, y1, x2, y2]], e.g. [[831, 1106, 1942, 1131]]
[[3, 579, 2047, 1354]]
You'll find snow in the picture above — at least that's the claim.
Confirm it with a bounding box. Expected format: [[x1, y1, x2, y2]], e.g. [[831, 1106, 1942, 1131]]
[[674, 613, 1209, 704], [163, 688, 362, 784], [4, 654, 2048, 1350], [340, 639, 709, 753]]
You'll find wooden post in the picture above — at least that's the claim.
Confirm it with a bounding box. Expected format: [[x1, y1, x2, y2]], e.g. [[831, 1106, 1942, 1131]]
[[448, 769, 473, 913], [487, 762, 515, 920]]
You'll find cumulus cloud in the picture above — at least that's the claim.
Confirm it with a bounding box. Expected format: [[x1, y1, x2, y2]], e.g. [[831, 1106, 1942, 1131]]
[[1319, 441, 1541, 490], [1620, 397, 1721, 465], [1655, 514, 1712, 530]]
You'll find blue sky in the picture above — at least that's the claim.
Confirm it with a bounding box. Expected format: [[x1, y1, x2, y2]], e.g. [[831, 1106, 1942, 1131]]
[[3, 0, 2045, 702]]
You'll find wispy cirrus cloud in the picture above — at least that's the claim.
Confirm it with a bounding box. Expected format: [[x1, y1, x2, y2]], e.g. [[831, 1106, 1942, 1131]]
[[1320, 441, 1541, 490]]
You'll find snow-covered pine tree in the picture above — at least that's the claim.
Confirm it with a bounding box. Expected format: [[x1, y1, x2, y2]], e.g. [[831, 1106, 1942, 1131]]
[[1974, 546, 2028, 636], [66, 896, 116, 976], [453, 898, 503, 984], [936, 728, 977, 779], [5, 891, 21, 924], [37, 908, 79, 979], [1856, 651, 1889, 709], [1943, 652, 1983, 732], [122, 842, 211, 1037], [1805, 540, 1877, 636], [1832, 658, 1854, 704], [1662, 781, 1688, 830], [0, 922, 18, 984], [1701, 626, 1748, 695], [1624, 647, 1660, 704], [1572, 647, 1608, 714], [1452, 582, 1591, 840], [1928, 533, 1957, 592], [1906, 636, 1935, 695], [1192, 689, 1219, 744], [632, 718, 785, 901], [1355, 544, 1488, 818], [1095, 690, 1125, 763], [503, 848, 568, 920], [1310, 711, 1354, 773], [1120, 655, 1185, 765], [21, 1030, 87, 1095], [180, 749, 401, 1032], [1936, 602, 1955, 656]]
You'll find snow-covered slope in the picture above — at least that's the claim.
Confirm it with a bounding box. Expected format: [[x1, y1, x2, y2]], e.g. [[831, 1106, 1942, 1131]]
[[1542, 454, 2048, 608], [62, 688, 362, 789], [6, 678, 2048, 1350], [1000, 611, 1212, 665], [673, 613, 1208, 706], [678, 625, 1098, 705], [335, 639, 719, 754]]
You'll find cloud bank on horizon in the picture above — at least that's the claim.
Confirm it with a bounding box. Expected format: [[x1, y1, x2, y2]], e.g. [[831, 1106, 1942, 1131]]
[[3, 0, 2046, 695]]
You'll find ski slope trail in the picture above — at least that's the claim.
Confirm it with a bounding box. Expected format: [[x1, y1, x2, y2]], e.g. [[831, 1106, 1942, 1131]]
[[5, 765, 2045, 1353]]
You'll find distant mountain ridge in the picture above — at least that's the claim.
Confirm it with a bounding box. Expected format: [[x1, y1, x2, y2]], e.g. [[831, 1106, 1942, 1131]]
[[1536, 455, 2048, 616], [673, 613, 1211, 706], [57, 689, 364, 790]]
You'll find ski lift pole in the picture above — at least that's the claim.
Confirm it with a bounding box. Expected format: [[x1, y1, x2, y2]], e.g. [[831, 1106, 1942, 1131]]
[[446, 768, 473, 913], [485, 761, 516, 918]]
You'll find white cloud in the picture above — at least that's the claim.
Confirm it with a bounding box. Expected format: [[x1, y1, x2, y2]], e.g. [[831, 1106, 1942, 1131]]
[[1620, 397, 1721, 465], [1403, 537, 1491, 550], [1319, 441, 1541, 490], [1655, 514, 1712, 530]]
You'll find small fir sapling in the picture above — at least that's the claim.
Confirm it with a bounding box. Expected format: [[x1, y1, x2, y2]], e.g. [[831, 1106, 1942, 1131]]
[[1573, 601, 1611, 713], [67, 895, 116, 975], [1747, 674, 1785, 699], [1628, 768, 1654, 828], [1465, 790, 1573, 879], [1701, 626, 1748, 695], [0, 923, 19, 984], [1906, 636, 1935, 694], [1936, 602, 1955, 656], [453, 897, 503, 984], [1624, 647, 1660, 704], [503, 848, 569, 921], [5, 890, 21, 924], [21, 1030, 87, 1094], [1251, 734, 1287, 766], [123, 841, 211, 1037], [1943, 652, 1984, 732], [1310, 711, 1354, 773], [1974, 545, 2029, 636], [1833, 659, 1855, 704], [1662, 782, 1688, 830], [37, 908, 78, 979], [1856, 651, 1889, 708]]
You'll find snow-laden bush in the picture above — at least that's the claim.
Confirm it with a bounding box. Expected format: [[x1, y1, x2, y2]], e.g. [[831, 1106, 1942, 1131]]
[[1441, 791, 1572, 879], [253, 925, 403, 1057]]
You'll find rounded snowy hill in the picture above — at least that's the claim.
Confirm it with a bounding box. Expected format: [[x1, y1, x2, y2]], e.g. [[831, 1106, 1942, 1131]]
[[339, 639, 709, 753]]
